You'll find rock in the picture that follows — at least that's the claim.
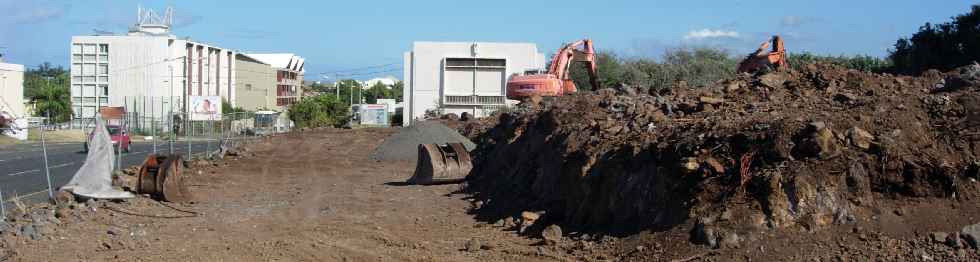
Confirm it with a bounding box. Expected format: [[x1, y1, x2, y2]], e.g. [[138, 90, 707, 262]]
[[54, 190, 75, 204], [719, 232, 741, 248], [503, 217, 517, 228], [692, 223, 718, 248], [961, 223, 980, 248], [465, 238, 482, 252], [699, 96, 725, 105], [801, 121, 840, 159], [107, 226, 124, 236], [0, 221, 9, 233], [947, 232, 964, 249], [930, 232, 949, 243], [681, 158, 700, 174], [18, 224, 40, 240], [460, 112, 473, 122], [55, 207, 71, 219], [847, 127, 874, 150], [704, 157, 725, 174], [541, 225, 562, 245], [758, 72, 788, 88], [724, 81, 743, 92]]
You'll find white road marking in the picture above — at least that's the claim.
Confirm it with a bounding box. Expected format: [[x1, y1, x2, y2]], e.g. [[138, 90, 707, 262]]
[[7, 169, 40, 176], [50, 162, 76, 169]]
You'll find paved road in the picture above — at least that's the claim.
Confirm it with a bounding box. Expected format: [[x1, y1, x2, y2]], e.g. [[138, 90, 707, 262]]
[[0, 140, 212, 205]]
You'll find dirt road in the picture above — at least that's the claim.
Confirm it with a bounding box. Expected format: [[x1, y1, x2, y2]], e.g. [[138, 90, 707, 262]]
[[2, 129, 561, 261]]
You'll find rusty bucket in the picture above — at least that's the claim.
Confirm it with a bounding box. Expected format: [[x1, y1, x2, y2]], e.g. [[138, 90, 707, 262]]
[[137, 154, 191, 202], [408, 143, 472, 185]]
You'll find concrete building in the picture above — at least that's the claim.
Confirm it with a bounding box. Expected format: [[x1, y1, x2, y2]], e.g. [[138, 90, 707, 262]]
[[0, 59, 26, 118], [244, 54, 304, 108], [402, 42, 545, 126], [234, 54, 277, 111], [69, 7, 236, 125]]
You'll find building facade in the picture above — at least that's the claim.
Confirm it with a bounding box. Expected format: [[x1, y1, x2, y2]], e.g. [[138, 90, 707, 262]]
[[234, 54, 277, 111], [245, 54, 304, 108], [69, 8, 236, 127], [402, 42, 545, 126], [0, 60, 26, 118]]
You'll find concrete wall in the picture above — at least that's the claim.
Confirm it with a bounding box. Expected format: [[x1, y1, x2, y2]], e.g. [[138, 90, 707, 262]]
[[234, 57, 277, 111], [403, 42, 545, 126], [0, 62, 26, 118], [70, 35, 236, 123]]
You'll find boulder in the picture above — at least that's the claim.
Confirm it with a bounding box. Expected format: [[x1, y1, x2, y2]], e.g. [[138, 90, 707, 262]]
[[541, 225, 563, 245], [847, 127, 874, 150]]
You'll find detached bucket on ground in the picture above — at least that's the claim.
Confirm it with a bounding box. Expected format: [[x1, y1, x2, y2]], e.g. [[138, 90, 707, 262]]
[[137, 154, 191, 202], [408, 143, 472, 185]]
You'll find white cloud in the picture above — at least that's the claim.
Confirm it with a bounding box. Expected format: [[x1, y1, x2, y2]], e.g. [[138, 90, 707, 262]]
[[683, 29, 740, 40]]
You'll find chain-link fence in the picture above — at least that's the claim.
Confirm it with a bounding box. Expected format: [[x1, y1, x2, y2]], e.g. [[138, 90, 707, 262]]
[[1, 96, 294, 209]]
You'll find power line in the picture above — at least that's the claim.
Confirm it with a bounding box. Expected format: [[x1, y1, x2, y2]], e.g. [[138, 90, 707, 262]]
[[318, 62, 400, 75]]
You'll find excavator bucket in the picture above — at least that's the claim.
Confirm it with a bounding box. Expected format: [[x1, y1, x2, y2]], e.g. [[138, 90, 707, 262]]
[[137, 154, 191, 202], [408, 143, 473, 185]]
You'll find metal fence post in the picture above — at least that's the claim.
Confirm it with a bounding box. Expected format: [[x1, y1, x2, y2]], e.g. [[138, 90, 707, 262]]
[[1, 187, 6, 221], [152, 97, 157, 155], [187, 112, 192, 159], [39, 126, 55, 201]]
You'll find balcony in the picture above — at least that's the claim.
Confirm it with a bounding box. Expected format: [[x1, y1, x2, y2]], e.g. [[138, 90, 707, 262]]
[[443, 95, 505, 106]]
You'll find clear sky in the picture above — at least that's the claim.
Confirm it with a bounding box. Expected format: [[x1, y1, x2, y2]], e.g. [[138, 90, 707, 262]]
[[1, 0, 977, 80]]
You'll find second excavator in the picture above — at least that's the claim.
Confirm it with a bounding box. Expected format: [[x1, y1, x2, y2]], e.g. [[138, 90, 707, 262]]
[[506, 39, 600, 100]]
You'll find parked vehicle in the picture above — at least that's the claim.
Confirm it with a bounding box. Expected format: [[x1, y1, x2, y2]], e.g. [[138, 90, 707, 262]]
[[84, 124, 131, 153]]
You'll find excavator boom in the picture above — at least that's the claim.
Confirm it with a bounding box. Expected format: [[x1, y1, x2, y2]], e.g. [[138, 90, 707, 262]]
[[737, 35, 788, 74], [506, 39, 599, 100]]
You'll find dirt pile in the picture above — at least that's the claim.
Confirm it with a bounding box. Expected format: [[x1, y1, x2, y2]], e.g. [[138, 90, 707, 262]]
[[464, 62, 980, 240], [372, 121, 476, 161]]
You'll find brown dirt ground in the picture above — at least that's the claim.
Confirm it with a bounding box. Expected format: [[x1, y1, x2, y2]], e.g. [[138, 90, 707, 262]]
[[1, 129, 573, 261]]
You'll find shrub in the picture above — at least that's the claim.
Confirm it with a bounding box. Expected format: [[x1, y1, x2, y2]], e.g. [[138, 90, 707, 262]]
[[287, 95, 349, 128]]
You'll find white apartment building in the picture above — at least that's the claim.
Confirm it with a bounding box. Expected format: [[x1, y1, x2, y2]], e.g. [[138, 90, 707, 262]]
[[69, 7, 236, 126], [0, 59, 26, 118], [402, 42, 545, 126], [243, 53, 304, 109]]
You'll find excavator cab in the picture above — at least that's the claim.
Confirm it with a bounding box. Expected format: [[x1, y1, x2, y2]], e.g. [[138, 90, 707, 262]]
[[506, 39, 599, 100]]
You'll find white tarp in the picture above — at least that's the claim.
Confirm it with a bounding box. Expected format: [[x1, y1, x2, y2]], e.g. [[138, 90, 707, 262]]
[[61, 114, 134, 199], [0, 111, 27, 140]]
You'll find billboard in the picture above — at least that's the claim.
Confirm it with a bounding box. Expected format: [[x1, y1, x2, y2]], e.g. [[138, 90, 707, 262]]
[[189, 96, 222, 121], [357, 104, 389, 126]]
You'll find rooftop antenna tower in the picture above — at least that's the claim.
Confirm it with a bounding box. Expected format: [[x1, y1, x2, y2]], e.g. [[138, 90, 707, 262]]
[[129, 5, 174, 36]]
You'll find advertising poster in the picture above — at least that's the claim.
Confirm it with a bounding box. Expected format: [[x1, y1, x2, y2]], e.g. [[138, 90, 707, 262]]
[[190, 96, 222, 121]]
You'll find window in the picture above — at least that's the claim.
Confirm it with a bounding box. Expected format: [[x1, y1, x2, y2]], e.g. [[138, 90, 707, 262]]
[[82, 64, 95, 75], [99, 85, 108, 96], [72, 97, 81, 104], [84, 54, 96, 63], [98, 54, 108, 62], [72, 76, 82, 83], [98, 44, 108, 53], [97, 64, 108, 75], [72, 55, 82, 63], [446, 58, 476, 67], [71, 85, 81, 95], [71, 44, 82, 54], [71, 64, 81, 74], [98, 76, 108, 83], [99, 97, 108, 104], [83, 44, 96, 54], [83, 76, 95, 83], [476, 59, 506, 67]]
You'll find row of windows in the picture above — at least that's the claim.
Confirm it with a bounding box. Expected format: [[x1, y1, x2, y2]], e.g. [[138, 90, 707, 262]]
[[276, 97, 298, 106], [71, 44, 109, 54], [71, 63, 109, 76], [71, 76, 109, 84], [71, 97, 109, 104]]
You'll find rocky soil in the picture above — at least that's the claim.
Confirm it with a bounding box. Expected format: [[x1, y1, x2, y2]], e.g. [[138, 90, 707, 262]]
[[460, 63, 980, 260]]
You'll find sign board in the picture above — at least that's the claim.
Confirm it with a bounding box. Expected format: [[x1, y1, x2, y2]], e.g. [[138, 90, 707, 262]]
[[189, 96, 222, 121], [356, 104, 389, 126]]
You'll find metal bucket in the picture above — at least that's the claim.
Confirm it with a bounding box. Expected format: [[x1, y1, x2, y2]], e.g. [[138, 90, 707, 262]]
[[408, 143, 472, 185], [137, 154, 191, 202]]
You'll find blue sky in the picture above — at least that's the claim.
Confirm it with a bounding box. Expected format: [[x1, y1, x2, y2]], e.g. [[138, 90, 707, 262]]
[[0, 0, 977, 80]]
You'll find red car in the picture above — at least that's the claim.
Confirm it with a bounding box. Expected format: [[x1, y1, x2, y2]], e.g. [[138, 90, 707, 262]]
[[83, 125, 131, 153]]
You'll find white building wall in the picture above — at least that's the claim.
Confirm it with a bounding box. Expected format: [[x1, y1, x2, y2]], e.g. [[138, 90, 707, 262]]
[[0, 62, 26, 118], [70, 36, 236, 126], [402, 42, 544, 126]]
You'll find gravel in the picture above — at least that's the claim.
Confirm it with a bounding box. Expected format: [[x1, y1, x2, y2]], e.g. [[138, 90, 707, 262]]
[[371, 121, 476, 161]]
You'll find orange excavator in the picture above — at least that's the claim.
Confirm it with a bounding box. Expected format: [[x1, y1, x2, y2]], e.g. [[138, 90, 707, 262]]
[[737, 35, 788, 73], [506, 39, 599, 100]]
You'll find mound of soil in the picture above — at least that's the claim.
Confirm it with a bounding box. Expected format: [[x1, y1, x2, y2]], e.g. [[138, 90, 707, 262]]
[[464, 63, 980, 243], [372, 121, 476, 161]]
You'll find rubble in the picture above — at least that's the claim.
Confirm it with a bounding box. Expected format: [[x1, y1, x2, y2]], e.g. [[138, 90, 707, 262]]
[[464, 62, 980, 243]]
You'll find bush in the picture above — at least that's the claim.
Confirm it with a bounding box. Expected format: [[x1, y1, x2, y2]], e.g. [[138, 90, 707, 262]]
[[889, 5, 980, 74], [788, 52, 892, 73], [287, 95, 349, 128]]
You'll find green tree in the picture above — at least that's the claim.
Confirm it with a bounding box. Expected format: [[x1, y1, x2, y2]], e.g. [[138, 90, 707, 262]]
[[24, 63, 71, 122], [569, 51, 624, 91], [287, 94, 349, 128], [363, 82, 393, 104], [336, 79, 363, 105], [889, 5, 980, 74], [221, 99, 247, 114], [391, 81, 404, 102]]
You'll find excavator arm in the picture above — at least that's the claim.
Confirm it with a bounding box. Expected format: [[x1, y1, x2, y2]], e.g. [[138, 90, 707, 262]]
[[737, 36, 788, 74], [550, 39, 600, 93]]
